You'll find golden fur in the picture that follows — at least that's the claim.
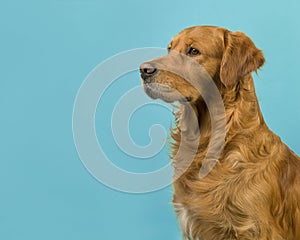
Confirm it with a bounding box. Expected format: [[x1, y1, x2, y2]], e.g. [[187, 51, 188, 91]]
[[140, 26, 300, 239]]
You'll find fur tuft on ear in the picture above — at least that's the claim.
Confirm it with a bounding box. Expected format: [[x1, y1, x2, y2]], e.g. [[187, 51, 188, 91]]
[[220, 31, 265, 87]]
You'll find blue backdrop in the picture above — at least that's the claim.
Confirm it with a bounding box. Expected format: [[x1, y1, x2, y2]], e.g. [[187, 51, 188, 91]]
[[1, 0, 299, 239]]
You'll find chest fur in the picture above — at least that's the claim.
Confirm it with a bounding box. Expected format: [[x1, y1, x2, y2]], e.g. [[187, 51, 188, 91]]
[[172, 171, 267, 239]]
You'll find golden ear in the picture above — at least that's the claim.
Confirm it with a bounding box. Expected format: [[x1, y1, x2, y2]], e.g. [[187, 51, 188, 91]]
[[220, 31, 265, 87]]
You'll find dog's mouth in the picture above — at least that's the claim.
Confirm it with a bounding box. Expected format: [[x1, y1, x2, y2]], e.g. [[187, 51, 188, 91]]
[[143, 82, 192, 103]]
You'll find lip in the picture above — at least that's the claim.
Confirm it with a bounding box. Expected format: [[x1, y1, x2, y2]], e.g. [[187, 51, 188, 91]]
[[143, 82, 175, 93], [143, 82, 191, 103]]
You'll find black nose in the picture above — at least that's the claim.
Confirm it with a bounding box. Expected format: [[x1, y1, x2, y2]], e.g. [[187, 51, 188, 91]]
[[140, 62, 157, 80]]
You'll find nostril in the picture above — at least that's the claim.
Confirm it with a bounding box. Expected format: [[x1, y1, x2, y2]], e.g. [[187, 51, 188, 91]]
[[144, 67, 157, 75], [140, 62, 157, 76]]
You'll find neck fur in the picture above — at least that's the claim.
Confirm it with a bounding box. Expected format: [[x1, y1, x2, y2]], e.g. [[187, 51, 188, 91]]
[[171, 74, 265, 175], [222, 75, 265, 136]]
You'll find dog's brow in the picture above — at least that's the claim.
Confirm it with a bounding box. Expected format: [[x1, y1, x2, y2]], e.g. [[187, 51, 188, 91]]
[[186, 38, 195, 45], [169, 38, 181, 50]]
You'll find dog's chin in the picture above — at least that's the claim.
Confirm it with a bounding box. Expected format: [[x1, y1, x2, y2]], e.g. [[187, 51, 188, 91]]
[[143, 82, 192, 103]]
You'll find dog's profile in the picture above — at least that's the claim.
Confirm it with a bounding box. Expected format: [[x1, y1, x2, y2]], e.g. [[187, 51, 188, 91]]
[[140, 26, 300, 239]]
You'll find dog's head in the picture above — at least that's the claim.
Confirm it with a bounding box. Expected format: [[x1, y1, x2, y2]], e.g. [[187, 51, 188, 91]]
[[140, 26, 265, 103]]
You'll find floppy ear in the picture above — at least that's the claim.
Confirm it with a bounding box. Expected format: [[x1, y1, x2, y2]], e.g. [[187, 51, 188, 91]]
[[220, 31, 265, 87]]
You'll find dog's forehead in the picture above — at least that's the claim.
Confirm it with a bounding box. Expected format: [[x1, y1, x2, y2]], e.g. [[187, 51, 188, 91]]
[[168, 26, 226, 56]]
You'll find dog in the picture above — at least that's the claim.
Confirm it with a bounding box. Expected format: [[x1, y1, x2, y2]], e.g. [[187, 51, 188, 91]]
[[140, 26, 300, 239]]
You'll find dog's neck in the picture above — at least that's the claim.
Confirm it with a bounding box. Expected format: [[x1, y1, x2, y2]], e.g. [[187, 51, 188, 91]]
[[174, 74, 265, 147], [222, 74, 265, 136], [172, 74, 265, 176]]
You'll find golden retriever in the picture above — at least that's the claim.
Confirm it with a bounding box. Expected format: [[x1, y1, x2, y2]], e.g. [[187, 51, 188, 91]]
[[140, 26, 300, 240]]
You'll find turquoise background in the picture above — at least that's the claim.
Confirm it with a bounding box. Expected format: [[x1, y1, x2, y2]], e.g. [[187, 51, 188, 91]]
[[1, 0, 299, 239]]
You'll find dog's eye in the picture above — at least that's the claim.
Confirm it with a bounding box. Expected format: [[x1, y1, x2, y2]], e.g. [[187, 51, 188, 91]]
[[187, 47, 201, 56]]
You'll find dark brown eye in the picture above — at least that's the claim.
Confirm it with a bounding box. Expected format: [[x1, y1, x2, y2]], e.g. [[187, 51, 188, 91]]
[[187, 47, 201, 56]]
